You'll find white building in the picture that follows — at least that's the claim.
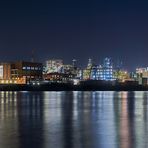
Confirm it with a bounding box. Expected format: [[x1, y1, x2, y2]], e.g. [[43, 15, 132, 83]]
[[45, 59, 63, 73]]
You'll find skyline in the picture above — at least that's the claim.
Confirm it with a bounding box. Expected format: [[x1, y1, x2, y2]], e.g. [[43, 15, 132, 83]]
[[1, 0, 148, 70], [0, 56, 146, 73]]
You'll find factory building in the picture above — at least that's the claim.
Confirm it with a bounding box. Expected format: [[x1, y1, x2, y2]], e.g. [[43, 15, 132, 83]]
[[0, 61, 43, 84]]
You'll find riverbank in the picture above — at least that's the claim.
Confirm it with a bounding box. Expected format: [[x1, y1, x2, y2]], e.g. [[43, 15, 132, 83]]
[[0, 83, 148, 91]]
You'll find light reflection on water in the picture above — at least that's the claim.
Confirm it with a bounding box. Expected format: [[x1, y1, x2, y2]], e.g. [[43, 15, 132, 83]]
[[0, 91, 148, 148]]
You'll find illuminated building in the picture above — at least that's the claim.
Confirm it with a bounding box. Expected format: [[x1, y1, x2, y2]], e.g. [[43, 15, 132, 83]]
[[136, 67, 148, 85], [77, 69, 83, 80], [72, 59, 77, 67], [90, 65, 97, 80], [45, 59, 63, 73], [11, 61, 43, 83], [83, 58, 93, 80], [0, 62, 26, 84], [0, 63, 11, 80], [63, 64, 74, 74], [44, 58, 82, 82], [83, 69, 91, 80], [43, 62, 81, 82], [90, 58, 114, 81], [43, 72, 74, 83], [87, 58, 93, 68], [63, 64, 81, 78], [113, 70, 129, 82], [100, 57, 114, 80]]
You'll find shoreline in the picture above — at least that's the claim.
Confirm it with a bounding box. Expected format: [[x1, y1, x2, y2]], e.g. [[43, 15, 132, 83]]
[[0, 83, 148, 91]]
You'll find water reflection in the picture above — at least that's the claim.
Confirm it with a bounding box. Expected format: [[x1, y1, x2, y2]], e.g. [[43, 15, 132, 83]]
[[0, 91, 148, 148]]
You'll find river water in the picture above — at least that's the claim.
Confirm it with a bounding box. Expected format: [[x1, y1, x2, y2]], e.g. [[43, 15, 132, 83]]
[[0, 91, 148, 148]]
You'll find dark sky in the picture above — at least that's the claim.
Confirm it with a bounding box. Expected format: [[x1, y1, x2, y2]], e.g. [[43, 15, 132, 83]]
[[0, 0, 148, 70]]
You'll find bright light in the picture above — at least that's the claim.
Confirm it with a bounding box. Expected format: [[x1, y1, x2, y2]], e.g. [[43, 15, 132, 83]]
[[73, 79, 79, 85]]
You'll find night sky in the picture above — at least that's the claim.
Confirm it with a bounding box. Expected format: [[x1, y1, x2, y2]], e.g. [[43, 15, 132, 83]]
[[1, 0, 148, 70]]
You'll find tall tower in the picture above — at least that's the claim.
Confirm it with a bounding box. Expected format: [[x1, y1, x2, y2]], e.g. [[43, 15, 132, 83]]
[[102, 57, 113, 80], [103, 57, 113, 68], [87, 58, 93, 68], [72, 59, 77, 67]]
